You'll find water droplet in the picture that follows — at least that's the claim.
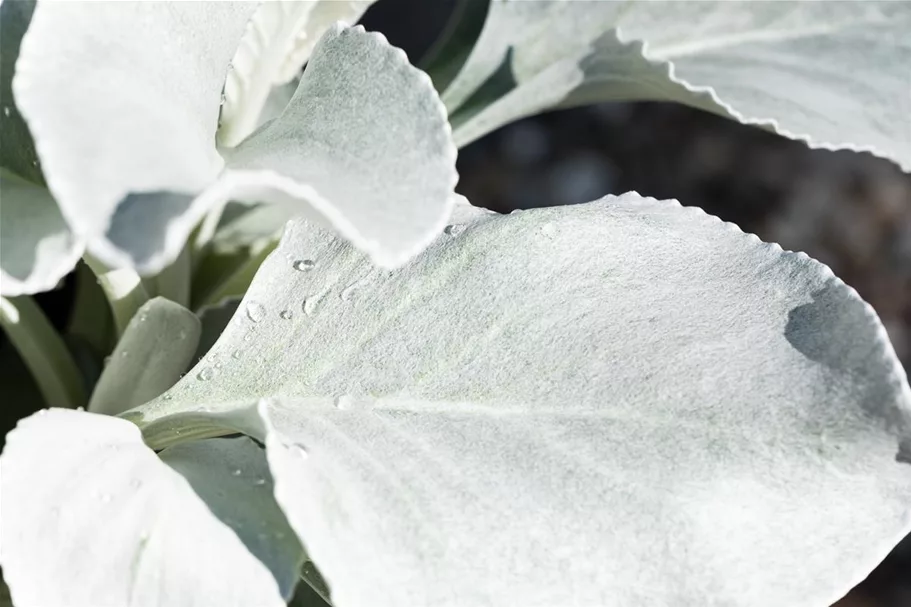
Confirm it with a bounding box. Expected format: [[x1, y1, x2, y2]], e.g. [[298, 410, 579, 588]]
[[245, 301, 266, 322], [293, 259, 315, 271], [303, 288, 329, 316], [253, 478, 266, 486], [162, 394, 173, 401], [197, 367, 215, 381], [76, 406, 85, 412], [243, 331, 254, 342], [335, 395, 353, 410], [292, 444, 308, 459], [220, 92, 227, 105], [232, 469, 242, 477], [279, 309, 293, 320], [231, 349, 243, 359], [2, 106, 10, 117], [444, 224, 464, 237], [340, 280, 365, 302], [227, 62, 235, 72]]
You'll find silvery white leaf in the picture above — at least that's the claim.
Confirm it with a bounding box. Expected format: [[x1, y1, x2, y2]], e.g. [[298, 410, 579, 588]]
[[446, 1, 911, 171], [16, 4, 456, 273], [137, 193, 911, 607], [13, 1, 256, 258], [0, 410, 299, 607], [225, 24, 458, 269], [0, 171, 82, 296], [219, 0, 376, 147]]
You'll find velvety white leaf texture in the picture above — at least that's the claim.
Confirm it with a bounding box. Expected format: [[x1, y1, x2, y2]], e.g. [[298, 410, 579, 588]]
[[0, 171, 82, 296], [226, 23, 458, 269], [219, 0, 376, 147], [88, 297, 202, 416], [0, 410, 292, 607], [13, 1, 256, 259], [14, 4, 456, 274], [139, 193, 911, 607], [446, 1, 911, 171]]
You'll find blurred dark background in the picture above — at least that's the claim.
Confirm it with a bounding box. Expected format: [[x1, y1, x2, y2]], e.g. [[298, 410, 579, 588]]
[[8, 1, 910, 606]]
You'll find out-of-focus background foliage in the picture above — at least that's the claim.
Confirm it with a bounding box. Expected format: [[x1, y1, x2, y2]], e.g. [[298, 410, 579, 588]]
[[2, 1, 908, 606]]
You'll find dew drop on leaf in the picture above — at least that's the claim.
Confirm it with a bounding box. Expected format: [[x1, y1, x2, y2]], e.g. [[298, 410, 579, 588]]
[[444, 224, 464, 237], [232, 469, 242, 477], [303, 288, 329, 316], [293, 259, 316, 271], [279, 309, 294, 320], [254, 478, 266, 486], [2, 106, 10, 117], [340, 280, 365, 302], [197, 367, 215, 381], [245, 301, 266, 322], [231, 349, 243, 359]]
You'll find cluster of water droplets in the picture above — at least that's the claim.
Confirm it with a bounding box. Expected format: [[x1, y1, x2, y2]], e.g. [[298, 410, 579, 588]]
[[194, 255, 380, 384]]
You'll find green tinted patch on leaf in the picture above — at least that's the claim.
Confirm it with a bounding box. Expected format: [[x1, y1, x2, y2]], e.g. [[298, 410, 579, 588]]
[[0, 0, 41, 183]]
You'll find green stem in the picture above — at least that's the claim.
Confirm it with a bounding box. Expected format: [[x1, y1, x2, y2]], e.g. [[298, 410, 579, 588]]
[[68, 261, 116, 354], [0, 296, 85, 408], [192, 241, 277, 312], [147, 245, 192, 307], [83, 254, 150, 337]]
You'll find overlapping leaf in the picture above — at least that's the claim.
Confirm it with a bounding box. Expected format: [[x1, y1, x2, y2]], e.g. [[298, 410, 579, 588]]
[[14, 4, 457, 275], [443, 0, 911, 172], [127, 193, 911, 607], [0, 410, 302, 607]]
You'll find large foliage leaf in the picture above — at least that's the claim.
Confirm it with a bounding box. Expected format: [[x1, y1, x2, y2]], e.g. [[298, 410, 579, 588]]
[[132, 194, 911, 607], [15, 4, 457, 275], [224, 24, 458, 270], [444, 1, 911, 172], [218, 0, 376, 147], [1, 1, 81, 297], [13, 2, 254, 262], [0, 410, 302, 607]]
